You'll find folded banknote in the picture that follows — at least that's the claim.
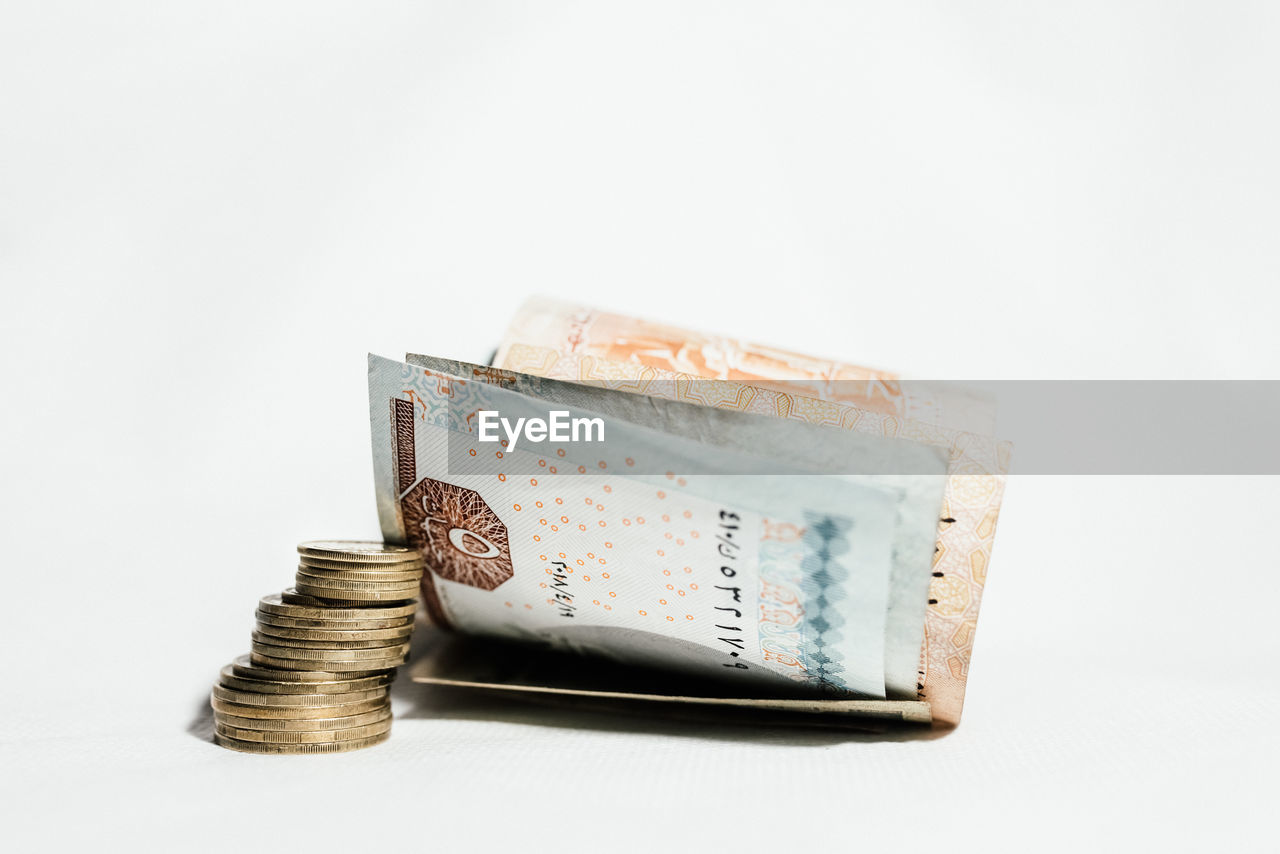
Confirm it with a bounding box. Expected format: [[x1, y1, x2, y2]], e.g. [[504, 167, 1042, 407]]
[[369, 300, 1009, 724], [490, 298, 1011, 724], [371, 353, 954, 698]]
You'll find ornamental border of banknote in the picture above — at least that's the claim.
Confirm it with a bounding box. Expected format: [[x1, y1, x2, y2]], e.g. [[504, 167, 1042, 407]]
[[492, 299, 1011, 726]]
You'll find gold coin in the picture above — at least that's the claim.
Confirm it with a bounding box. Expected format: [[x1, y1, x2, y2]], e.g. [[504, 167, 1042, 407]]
[[234, 653, 391, 680], [255, 610, 414, 631], [250, 629, 411, 651], [214, 724, 392, 746], [211, 695, 390, 719], [251, 638, 411, 661], [295, 570, 423, 592], [293, 579, 419, 597], [215, 707, 391, 732], [215, 718, 393, 743], [259, 592, 418, 620], [298, 555, 424, 573], [219, 670, 393, 694], [254, 623, 414, 643], [282, 583, 417, 604], [249, 651, 404, 673], [212, 683, 389, 707], [214, 730, 390, 754], [296, 540, 422, 564], [293, 583, 418, 604], [291, 593, 415, 607], [295, 563, 424, 584], [284, 588, 418, 607]]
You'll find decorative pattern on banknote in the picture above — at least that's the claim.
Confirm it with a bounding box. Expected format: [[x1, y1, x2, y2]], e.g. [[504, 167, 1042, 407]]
[[494, 299, 979, 422], [400, 369, 452, 429], [497, 298, 897, 393], [796, 514, 853, 689], [390, 370, 525, 628], [400, 477, 514, 590], [385, 393, 451, 628], [496, 342, 1009, 725], [442, 374, 508, 436], [393, 398, 417, 494], [921, 475, 1006, 699], [757, 523, 810, 685], [407, 366, 540, 439], [498, 298, 1002, 432]]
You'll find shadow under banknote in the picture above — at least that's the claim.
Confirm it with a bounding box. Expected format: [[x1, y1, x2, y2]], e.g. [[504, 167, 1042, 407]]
[[392, 626, 948, 745]]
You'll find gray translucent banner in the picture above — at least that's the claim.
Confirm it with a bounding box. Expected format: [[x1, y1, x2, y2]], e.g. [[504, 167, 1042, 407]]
[[435, 372, 1280, 475], [967, 380, 1280, 474]]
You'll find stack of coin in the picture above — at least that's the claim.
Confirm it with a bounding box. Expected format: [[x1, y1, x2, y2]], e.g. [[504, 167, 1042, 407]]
[[294, 540, 425, 604], [211, 540, 423, 755]]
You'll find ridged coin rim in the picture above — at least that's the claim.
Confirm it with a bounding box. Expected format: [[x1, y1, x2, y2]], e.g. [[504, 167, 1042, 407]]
[[212, 683, 389, 707], [215, 718, 393, 743], [255, 610, 414, 631], [254, 623, 414, 643], [218, 671, 393, 694], [235, 653, 391, 679], [294, 571, 423, 592], [298, 555, 424, 573], [250, 639, 411, 661], [211, 695, 390, 719], [214, 730, 390, 754], [259, 592, 418, 620], [249, 652, 403, 673], [296, 541, 421, 563], [214, 707, 391, 732], [293, 584, 418, 604], [294, 564, 424, 584], [251, 629, 413, 650]]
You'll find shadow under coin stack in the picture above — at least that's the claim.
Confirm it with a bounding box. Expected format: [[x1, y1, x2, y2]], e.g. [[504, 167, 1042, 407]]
[[210, 540, 424, 754]]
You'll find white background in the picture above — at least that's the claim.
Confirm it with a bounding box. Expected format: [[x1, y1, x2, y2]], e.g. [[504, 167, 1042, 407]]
[[2, 2, 1278, 851]]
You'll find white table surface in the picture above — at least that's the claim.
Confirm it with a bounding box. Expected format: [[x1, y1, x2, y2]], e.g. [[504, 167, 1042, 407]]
[[3, 4, 1277, 851]]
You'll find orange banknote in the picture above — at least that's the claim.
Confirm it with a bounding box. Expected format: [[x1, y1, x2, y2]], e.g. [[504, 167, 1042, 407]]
[[495, 297, 999, 436], [494, 297, 1010, 726]]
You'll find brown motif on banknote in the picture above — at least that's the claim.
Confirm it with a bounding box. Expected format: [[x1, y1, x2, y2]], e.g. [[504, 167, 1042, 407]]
[[401, 477, 514, 591], [392, 398, 417, 495]]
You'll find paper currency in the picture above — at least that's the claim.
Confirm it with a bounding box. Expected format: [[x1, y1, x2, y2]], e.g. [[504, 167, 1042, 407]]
[[368, 354, 951, 698], [495, 296, 999, 435], [407, 353, 953, 699], [493, 299, 1010, 724]]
